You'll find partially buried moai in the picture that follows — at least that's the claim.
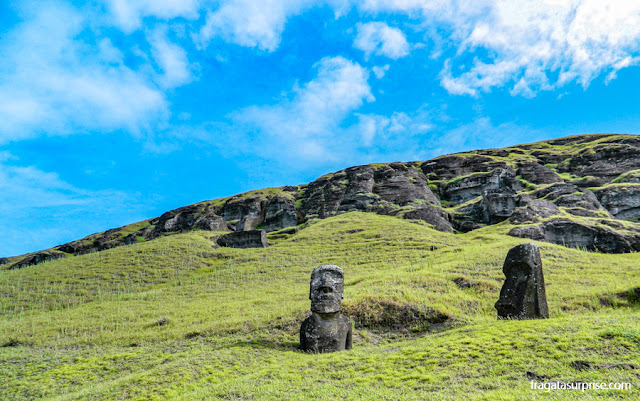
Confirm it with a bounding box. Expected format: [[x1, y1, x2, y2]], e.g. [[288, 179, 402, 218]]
[[495, 243, 549, 319], [300, 264, 352, 353]]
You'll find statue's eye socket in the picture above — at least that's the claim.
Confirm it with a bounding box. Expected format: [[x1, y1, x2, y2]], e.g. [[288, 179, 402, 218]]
[[322, 287, 332, 293]]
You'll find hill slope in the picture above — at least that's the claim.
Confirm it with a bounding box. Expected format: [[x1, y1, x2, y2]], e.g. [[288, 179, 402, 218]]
[[1, 212, 639, 400], [3, 133, 640, 269]]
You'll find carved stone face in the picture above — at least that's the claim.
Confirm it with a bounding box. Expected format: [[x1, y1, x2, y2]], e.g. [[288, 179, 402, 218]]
[[309, 265, 344, 314], [495, 242, 548, 319]]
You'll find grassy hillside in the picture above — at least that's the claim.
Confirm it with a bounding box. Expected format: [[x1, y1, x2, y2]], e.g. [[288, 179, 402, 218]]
[[1, 212, 639, 400]]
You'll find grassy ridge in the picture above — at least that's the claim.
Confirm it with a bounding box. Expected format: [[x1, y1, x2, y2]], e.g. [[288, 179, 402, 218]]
[[1, 212, 639, 400]]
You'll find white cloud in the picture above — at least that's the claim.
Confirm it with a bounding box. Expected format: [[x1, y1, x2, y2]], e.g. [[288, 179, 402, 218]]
[[230, 56, 373, 160], [197, 0, 315, 51], [354, 109, 433, 147], [353, 22, 410, 59], [0, 2, 169, 144], [149, 27, 195, 88], [105, 0, 201, 32], [358, 0, 640, 95], [372, 64, 390, 78]]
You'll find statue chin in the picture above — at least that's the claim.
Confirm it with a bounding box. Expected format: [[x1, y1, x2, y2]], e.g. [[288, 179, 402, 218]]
[[311, 303, 340, 314]]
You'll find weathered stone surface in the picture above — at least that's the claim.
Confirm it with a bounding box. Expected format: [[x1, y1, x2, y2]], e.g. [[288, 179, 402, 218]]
[[0, 258, 8, 266], [299, 163, 441, 224], [483, 188, 517, 223], [11, 252, 66, 270], [402, 205, 454, 232], [300, 265, 352, 353], [262, 197, 299, 231], [555, 140, 640, 186], [154, 204, 229, 235], [530, 183, 606, 214], [372, 163, 439, 206], [508, 226, 546, 241], [509, 219, 640, 253], [516, 162, 563, 185], [542, 220, 634, 253], [441, 168, 522, 206], [216, 230, 268, 248], [420, 154, 507, 182], [495, 243, 549, 319], [508, 197, 560, 225], [593, 185, 640, 221]]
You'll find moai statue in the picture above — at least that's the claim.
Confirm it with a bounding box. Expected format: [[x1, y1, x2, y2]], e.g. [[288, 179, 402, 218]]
[[495, 243, 549, 319], [300, 264, 353, 353]]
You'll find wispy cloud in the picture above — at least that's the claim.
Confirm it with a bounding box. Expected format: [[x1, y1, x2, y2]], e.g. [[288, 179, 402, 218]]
[[353, 22, 410, 60], [196, 0, 315, 51], [148, 26, 195, 88], [105, 0, 201, 32], [360, 0, 640, 96], [229, 56, 374, 161], [0, 2, 169, 144]]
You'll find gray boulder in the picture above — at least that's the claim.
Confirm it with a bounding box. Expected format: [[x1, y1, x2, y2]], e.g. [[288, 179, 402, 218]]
[[216, 230, 268, 248]]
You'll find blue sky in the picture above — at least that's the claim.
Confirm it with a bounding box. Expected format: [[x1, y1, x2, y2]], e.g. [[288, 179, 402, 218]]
[[2, 0, 640, 256]]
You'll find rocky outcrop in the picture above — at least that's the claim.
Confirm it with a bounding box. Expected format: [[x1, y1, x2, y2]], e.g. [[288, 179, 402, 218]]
[[509, 219, 640, 253], [5, 134, 640, 267], [530, 183, 605, 212], [420, 154, 506, 182], [402, 205, 454, 233], [300, 163, 439, 217], [440, 168, 522, 207], [151, 204, 229, 238], [592, 185, 640, 221], [217, 230, 268, 248], [516, 162, 563, 185], [10, 251, 66, 270], [508, 197, 560, 225], [555, 141, 640, 186]]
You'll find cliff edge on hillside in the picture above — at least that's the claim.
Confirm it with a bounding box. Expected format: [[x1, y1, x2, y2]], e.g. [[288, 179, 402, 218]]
[[4, 134, 640, 269]]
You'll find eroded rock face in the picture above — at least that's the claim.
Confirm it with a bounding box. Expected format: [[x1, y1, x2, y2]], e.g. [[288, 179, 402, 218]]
[[300, 265, 353, 353], [542, 220, 634, 253], [495, 243, 549, 320], [11, 252, 66, 270], [509, 219, 640, 253], [0, 258, 8, 266], [508, 197, 560, 225], [593, 185, 640, 221], [516, 162, 563, 185], [216, 230, 268, 248], [441, 168, 522, 206], [402, 205, 454, 233], [262, 197, 299, 231], [530, 183, 607, 215], [483, 188, 517, 223], [420, 154, 507, 182], [555, 140, 640, 186], [154, 204, 229, 236]]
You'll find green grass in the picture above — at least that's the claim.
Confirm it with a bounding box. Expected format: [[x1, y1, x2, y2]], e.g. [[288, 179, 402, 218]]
[[1, 213, 639, 400]]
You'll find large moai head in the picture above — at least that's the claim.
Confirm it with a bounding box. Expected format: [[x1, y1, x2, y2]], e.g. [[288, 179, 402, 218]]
[[309, 264, 344, 314], [495, 243, 549, 319]]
